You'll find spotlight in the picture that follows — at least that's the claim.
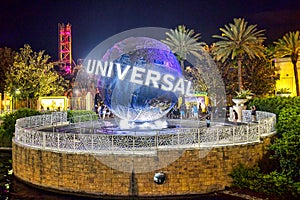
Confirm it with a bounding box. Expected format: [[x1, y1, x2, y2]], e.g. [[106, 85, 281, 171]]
[[154, 172, 166, 184]]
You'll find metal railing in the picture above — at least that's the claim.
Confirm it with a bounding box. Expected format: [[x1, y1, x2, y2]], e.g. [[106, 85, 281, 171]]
[[14, 111, 276, 154]]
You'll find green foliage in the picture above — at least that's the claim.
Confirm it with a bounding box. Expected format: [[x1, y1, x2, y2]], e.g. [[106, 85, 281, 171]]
[[234, 89, 253, 99], [275, 106, 300, 136], [212, 18, 266, 62], [0, 47, 15, 94], [161, 25, 205, 63], [248, 96, 296, 116], [230, 164, 261, 189], [274, 31, 300, 96], [4, 44, 68, 103], [67, 110, 98, 123], [184, 54, 225, 100], [215, 51, 279, 98], [276, 88, 291, 94], [242, 56, 279, 97], [0, 126, 11, 147], [212, 18, 267, 92], [232, 96, 300, 198], [231, 164, 300, 198], [269, 106, 300, 179], [2, 108, 41, 136]]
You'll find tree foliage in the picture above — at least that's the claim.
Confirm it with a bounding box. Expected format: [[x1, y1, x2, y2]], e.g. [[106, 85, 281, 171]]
[[5, 44, 68, 102], [212, 18, 266, 91], [161, 25, 205, 70], [242, 56, 279, 97], [233, 97, 300, 198], [213, 52, 278, 98], [161, 25, 227, 100], [1, 108, 41, 137], [0, 47, 15, 95], [274, 31, 300, 96], [270, 105, 300, 180]]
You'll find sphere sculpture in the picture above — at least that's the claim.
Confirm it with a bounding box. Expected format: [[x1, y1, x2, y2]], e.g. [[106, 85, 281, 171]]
[[97, 37, 183, 124]]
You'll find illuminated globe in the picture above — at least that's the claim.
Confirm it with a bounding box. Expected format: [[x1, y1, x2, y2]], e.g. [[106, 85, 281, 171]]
[[98, 37, 182, 123]]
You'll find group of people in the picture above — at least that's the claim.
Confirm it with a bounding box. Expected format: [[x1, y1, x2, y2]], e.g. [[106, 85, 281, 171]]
[[180, 103, 213, 127], [169, 103, 214, 120], [94, 88, 112, 119], [97, 104, 111, 119], [94, 87, 257, 124]]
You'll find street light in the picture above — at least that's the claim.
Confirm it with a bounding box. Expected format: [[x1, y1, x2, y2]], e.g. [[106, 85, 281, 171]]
[[74, 89, 80, 110], [15, 89, 21, 110], [15, 89, 21, 95]]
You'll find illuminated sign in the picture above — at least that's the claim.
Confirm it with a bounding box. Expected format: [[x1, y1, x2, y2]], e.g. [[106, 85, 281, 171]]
[[38, 96, 67, 111], [86, 60, 193, 96]]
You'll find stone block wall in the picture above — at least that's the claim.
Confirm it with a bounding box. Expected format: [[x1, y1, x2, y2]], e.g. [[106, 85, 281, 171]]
[[12, 134, 274, 197]]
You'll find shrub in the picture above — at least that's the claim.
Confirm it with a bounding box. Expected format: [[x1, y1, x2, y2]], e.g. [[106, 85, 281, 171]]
[[0, 126, 11, 147], [230, 164, 300, 198], [269, 106, 300, 180], [249, 96, 291, 116], [276, 88, 291, 94], [231, 96, 300, 198], [275, 106, 300, 136], [0, 108, 41, 147]]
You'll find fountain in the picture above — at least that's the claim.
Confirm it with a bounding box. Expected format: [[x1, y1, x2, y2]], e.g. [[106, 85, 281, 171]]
[[11, 28, 278, 198], [71, 34, 221, 173]]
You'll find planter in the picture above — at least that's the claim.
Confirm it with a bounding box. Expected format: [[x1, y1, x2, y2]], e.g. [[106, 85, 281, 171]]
[[246, 95, 253, 100], [232, 98, 248, 106], [276, 93, 291, 97]]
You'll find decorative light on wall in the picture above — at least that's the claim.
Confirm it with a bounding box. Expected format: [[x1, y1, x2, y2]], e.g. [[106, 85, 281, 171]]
[[154, 172, 166, 184]]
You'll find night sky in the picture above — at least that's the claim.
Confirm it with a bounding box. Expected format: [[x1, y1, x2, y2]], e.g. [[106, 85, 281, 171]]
[[0, 0, 299, 62]]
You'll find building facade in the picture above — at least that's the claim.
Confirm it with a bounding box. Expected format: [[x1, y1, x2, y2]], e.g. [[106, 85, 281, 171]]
[[274, 57, 300, 96]]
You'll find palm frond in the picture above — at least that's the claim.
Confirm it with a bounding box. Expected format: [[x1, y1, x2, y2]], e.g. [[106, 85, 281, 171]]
[[212, 18, 266, 62], [162, 25, 205, 62]]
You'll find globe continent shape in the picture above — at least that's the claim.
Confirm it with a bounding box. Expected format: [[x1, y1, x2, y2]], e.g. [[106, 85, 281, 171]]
[[98, 37, 182, 123]]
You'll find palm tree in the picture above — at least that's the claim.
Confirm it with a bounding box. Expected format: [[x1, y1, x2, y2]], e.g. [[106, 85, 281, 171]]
[[161, 25, 205, 71], [274, 31, 300, 96], [212, 18, 266, 91]]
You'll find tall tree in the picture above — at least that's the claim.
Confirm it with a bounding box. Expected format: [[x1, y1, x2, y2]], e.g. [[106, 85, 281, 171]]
[[243, 56, 279, 96], [5, 44, 68, 108], [161, 25, 205, 71], [0, 47, 15, 96], [212, 18, 266, 91], [274, 31, 300, 96]]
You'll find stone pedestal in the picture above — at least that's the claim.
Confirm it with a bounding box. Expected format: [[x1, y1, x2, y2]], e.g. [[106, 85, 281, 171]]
[[231, 99, 248, 122], [233, 105, 246, 122]]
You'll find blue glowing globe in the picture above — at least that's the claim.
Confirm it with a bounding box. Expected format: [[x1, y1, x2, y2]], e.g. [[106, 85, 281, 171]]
[[98, 37, 182, 123]]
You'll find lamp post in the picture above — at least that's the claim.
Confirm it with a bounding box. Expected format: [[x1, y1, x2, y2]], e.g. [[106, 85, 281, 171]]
[[75, 89, 79, 110]]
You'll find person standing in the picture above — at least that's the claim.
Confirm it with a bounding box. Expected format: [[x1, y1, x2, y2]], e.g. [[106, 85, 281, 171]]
[[198, 103, 202, 118], [102, 105, 107, 119], [207, 104, 212, 120], [173, 107, 180, 119], [207, 104, 212, 114], [94, 88, 101, 114], [192, 104, 198, 119], [180, 103, 187, 119], [251, 105, 257, 122], [206, 113, 211, 127], [233, 110, 238, 125]]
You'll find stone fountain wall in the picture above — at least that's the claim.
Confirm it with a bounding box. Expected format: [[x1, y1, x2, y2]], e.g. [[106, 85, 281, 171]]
[[12, 133, 274, 197]]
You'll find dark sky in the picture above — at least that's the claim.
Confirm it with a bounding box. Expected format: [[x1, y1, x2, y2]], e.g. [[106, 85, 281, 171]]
[[1, 0, 299, 62]]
